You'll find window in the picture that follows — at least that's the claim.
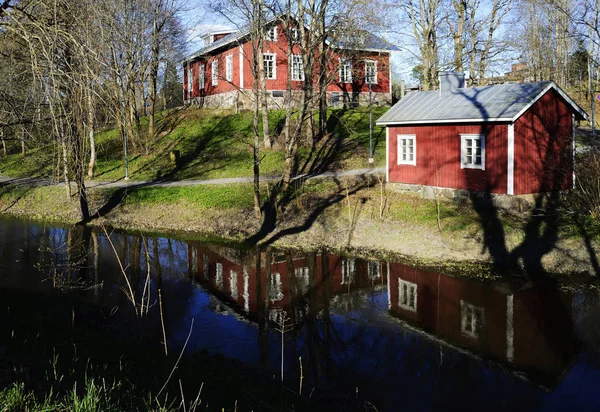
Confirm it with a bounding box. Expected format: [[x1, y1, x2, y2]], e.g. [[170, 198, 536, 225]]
[[229, 270, 238, 300], [265, 26, 277, 41], [339, 58, 352, 83], [365, 60, 377, 84], [211, 60, 218, 86], [289, 28, 299, 42], [461, 300, 485, 339], [292, 55, 304, 81], [215, 262, 223, 288], [461, 134, 485, 170], [341, 259, 355, 285], [398, 279, 417, 312], [269, 272, 284, 301], [264, 53, 276, 79], [368, 261, 380, 280], [294, 267, 310, 294], [397, 134, 416, 165], [199, 64, 205, 90], [225, 55, 233, 82], [202, 254, 209, 279]]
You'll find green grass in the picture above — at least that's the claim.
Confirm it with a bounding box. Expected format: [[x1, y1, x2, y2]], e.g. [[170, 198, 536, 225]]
[[124, 184, 256, 209], [0, 107, 387, 183]]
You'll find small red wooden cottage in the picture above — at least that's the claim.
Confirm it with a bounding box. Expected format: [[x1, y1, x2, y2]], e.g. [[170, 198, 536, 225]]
[[377, 72, 588, 195], [181, 16, 399, 109]]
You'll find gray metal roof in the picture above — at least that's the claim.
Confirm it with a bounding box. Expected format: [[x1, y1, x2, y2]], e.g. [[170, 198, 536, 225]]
[[377, 81, 588, 125], [182, 17, 399, 63]]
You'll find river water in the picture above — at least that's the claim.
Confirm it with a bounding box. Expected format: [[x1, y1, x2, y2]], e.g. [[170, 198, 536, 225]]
[[1, 217, 600, 410]]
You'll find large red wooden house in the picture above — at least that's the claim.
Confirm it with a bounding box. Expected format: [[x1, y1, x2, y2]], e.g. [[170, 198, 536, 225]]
[[377, 72, 588, 196], [181, 16, 398, 109]]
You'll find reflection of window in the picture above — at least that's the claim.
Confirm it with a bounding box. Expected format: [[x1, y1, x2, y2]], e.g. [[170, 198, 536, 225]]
[[203, 254, 209, 279], [270, 272, 284, 301], [265, 26, 277, 41], [292, 55, 304, 81], [365, 60, 377, 84], [215, 262, 223, 288], [226, 55, 233, 81], [341, 259, 355, 284], [211, 60, 218, 86], [398, 135, 416, 165], [398, 279, 417, 312], [199, 65, 205, 89], [294, 267, 310, 294], [243, 267, 249, 312], [461, 134, 485, 170], [339, 58, 352, 83], [191, 248, 198, 273], [368, 261, 380, 280], [461, 300, 485, 339], [264, 54, 276, 79], [230, 270, 238, 300]]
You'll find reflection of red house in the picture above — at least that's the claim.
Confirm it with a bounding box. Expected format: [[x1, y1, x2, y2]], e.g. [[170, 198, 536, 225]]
[[187, 244, 384, 325], [388, 262, 575, 386], [377, 71, 587, 195], [181, 16, 398, 109]]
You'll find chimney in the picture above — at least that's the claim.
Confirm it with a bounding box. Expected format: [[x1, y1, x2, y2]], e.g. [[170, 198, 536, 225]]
[[438, 71, 465, 96]]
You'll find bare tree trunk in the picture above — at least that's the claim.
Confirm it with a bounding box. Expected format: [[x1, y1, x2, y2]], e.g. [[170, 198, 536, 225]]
[[0, 129, 5, 156], [87, 85, 96, 178], [20, 126, 25, 156]]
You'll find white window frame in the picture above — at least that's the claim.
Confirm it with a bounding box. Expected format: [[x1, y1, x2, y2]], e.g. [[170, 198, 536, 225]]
[[291, 55, 304, 81], [290, 28, 299, 43], [365, 60, 377, 84], [341, 259, 355, 285], [397, 134, 416, 166], [265, 26, 277, 41], [269, 272, 284, 302], [263, 53, 276, 80], [398, 279, 417, 312], [460, 300, 485, 339], [199, 64, 205, 90], [461, 134, 485, 170], [225, 54, 233, 82], [211, 60, 218, 86], [367, 261, 381, 280], [339, 58, 352, 83]]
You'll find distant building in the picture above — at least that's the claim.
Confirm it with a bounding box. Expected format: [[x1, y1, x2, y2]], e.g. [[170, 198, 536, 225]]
[[180, 15, 400, 109]]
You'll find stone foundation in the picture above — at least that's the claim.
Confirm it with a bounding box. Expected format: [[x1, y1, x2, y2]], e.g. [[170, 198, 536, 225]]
[[387, 182, 549, 214], [186, 90, 392, 110]]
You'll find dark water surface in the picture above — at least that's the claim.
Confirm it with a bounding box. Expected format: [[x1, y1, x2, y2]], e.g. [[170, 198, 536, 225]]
[[1, 217, 600, 410]]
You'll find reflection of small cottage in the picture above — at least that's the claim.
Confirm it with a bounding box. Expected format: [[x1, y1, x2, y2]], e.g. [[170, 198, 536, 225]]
[[377, 71, 587, 196], [388, 262, 574, 386]]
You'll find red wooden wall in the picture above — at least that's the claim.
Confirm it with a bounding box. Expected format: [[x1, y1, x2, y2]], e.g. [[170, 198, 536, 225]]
[[183, 22, 391, 100], [387, 123, 509, 194], [513, 89, 573, 194]]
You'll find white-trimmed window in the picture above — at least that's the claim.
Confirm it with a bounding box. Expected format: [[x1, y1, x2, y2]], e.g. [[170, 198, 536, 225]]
[[269, 272, 284, 301], [461, 134, 485, 170], [211, 60, 218, 86], [225, 55, 233, 82], [339, 58, 352, 83], [264, 53, 276, 79], [365, 60, 377, 84], [199, 64, 205, 90], [398, 279, 417, 312], [341, 259, 355, 285], [265, 26, 277, 41], [368, 261, 381, 280], [291, 55, 304, 81], [461, 300, 485, 339], [289, 28, 299, 43], [397, 134, 416, 165]]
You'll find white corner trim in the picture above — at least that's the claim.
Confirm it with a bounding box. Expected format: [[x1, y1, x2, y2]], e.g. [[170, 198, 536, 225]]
[[386, 262, 391, 310], [506, 294, 514, 362], [386, 127, 389, 182], [239, 45, 244, 90], [507, 123, 515, 195]]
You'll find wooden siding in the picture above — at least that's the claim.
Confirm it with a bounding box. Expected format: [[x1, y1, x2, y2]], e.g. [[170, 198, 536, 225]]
[[183, 22, 391, 98], [513, 89, 573, 195], [387, 123, 509, 194]]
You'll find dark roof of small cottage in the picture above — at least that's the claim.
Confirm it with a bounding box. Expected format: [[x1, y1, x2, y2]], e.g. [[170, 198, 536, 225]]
[[377, 81, 588, 125], [182, 16, 400, 63]]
